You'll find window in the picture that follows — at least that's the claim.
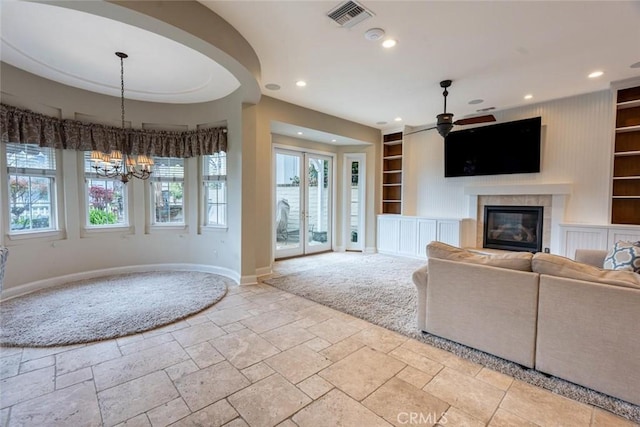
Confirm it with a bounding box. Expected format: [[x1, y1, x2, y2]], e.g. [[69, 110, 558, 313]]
[[151, 157, 184, 224], [83, 152, 127, 228], [6, 143, 57, 233], [203, 152, 227, 227]]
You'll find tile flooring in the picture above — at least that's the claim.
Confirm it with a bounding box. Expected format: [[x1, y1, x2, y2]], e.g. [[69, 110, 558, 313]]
[[1, 256, 638, 427]]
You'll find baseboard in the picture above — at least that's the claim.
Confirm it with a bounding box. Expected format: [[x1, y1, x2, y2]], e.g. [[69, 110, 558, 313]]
[[334, 246, 346, 252], [0, 263, 240, 301], [240, 275, 258, 285], [255, 266, 272, 277], [364, 246, 378, 254]]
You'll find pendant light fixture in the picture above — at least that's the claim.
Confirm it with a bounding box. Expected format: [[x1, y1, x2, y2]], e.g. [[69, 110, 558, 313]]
[[91, 52, 153, 183]]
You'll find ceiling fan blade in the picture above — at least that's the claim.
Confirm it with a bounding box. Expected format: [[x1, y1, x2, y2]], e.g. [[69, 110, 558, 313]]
[[453, 114, 496, 126], [404, 126, 437, 136]]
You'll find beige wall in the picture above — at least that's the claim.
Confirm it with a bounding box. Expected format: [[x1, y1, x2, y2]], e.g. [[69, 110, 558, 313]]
[[270, 134, 378, 253], [253, 96, 380, 271], [0, 63, 247, 293]]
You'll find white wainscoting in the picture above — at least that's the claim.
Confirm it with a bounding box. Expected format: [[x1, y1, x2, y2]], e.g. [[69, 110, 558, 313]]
[[377, 215, 472, 258], [559, 224, 640, 259]]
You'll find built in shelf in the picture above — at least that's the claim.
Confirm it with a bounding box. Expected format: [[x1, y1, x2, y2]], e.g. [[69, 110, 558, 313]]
[[617, 99, 640, 109], [383, 155, 403, 160], [383, 183, 402, 187], [383, 140, 403, 146], [613, 175, 640, 180], [383, 170, 402, 174], [616, 124, 640, 133], [612, 196, 640, 199], [614, 150, 640, 157]]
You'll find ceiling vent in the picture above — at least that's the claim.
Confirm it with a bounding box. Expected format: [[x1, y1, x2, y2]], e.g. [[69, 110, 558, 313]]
[[327, 1, 374, 28]]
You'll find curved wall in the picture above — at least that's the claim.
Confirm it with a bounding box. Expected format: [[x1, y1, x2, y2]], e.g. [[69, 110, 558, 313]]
[[0, 63, 244, 296], [0, 1, 383, 297]]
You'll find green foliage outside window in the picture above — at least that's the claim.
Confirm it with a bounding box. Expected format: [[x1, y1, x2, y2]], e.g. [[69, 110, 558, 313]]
[[87, 184, 123, 225], [89, 208, 117, 225]]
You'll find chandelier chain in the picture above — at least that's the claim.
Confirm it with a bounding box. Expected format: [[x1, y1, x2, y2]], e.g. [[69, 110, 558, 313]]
[[120, 55, 125, 133], [90, 52, 153, 183]]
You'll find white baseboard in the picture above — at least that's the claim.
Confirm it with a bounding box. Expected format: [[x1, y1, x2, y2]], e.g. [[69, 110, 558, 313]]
[[364, 246, 378, 254], [1, 263, 240, 301], [333, 246, 346, 252], [240, 275, 258, 285], [255, 266, 272, 277]]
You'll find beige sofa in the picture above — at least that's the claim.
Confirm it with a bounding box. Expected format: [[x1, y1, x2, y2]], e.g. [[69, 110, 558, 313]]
[[412, 242, 640, 406]]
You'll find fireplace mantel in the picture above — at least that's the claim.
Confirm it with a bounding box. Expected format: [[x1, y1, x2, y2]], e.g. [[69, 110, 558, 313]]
[[464, 183, 572, 196]]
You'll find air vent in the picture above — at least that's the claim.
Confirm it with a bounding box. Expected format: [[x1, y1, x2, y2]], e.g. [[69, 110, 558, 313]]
[[327, 1, 374, 28]]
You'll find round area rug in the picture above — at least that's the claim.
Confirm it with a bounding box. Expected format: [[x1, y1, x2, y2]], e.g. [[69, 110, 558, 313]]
[[0, 271, 231, 347]]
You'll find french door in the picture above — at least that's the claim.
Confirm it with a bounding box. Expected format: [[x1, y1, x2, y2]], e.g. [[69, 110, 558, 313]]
[[275, 148, 332, 258]]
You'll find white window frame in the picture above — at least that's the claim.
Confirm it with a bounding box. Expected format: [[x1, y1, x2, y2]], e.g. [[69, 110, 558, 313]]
[[82, 152, 130, 232], [150, 156, 186, 228], [202, 152, 227, 229], [4, 143, 61, 240]]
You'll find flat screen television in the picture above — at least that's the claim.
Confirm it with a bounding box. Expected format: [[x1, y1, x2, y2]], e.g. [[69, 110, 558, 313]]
[[444, 116, 542, 177]]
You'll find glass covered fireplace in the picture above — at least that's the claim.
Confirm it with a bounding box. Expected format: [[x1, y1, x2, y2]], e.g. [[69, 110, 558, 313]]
[[483, 206, 543, 252]]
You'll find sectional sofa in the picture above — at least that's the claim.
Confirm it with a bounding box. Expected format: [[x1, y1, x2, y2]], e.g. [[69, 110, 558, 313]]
[[411, 242, 640, 406]]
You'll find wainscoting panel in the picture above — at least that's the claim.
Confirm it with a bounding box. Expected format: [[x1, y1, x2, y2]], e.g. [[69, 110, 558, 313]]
[[561, 226, 610, 258], [607, 228, 640, 248], [560, 224, 640, 258], [377, 215, 469, 258], [437, 220, 462, 247], [417, 219, 437, 257], [398, 218, 418, 256], [377, 216, 400, 253]]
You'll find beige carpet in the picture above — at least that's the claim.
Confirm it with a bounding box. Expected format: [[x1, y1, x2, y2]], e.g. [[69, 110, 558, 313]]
[[263, 253, 640, 423], [0, 271, 231, 347]]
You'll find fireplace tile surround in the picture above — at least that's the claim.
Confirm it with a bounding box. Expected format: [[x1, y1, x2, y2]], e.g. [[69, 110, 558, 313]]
[[465, 184, 571, 254]]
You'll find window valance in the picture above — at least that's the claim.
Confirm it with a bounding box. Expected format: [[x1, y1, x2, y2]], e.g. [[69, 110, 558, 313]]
[[1, 104, 227, 158]]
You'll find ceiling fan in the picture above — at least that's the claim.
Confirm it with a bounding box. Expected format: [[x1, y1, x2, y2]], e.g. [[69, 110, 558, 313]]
[[407, 79, 496, 137]]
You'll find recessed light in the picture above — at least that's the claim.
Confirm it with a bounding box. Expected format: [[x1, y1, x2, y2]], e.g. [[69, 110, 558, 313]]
[[524, 94, 533, 100], [631, 61, 640, 69], [297, 131, 303, 135], [331, 139, 337, 142], [469, 99, 484, 105], [296, 80, 307, 87], [264, 83, 280, 90], [382, 39, 397, 48], [394, 117, 402, 122], [588, 71, 604, 79]]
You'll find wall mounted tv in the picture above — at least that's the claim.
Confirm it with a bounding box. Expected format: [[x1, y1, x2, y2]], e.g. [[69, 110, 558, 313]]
[[444, 116, 542, 177]]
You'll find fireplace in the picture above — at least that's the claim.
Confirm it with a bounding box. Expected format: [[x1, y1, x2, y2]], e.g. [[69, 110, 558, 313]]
[[483, 206, 543, 252]]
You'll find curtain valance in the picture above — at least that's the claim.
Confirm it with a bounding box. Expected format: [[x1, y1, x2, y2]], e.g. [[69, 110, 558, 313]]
[[1, 104, 227, 158]]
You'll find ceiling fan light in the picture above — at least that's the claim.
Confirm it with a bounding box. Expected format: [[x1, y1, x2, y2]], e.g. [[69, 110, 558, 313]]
[[437, 122, 454, 138], [436, 113, 454, 137]]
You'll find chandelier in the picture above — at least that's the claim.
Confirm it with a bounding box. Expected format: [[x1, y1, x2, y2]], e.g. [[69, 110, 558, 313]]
[[90, 52, 153, 183]]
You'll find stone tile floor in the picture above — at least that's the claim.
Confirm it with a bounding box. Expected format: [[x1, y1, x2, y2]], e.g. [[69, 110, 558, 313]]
[[1, 255, 638, 427]]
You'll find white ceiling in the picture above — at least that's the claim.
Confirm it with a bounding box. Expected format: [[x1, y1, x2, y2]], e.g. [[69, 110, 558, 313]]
[[0, 1, 240, 103], [201, 0, 640, 130], [1, 0, 640, 138]]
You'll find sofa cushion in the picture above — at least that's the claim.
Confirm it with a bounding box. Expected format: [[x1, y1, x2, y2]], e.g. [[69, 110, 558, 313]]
[[603, 240, 640, 273], [532, 252, 640, 289], [426, 241, 533, 271]]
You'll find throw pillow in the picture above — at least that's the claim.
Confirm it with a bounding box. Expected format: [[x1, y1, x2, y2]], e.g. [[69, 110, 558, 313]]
[[603, 241, 640, 273], [532, 252, 640, 289], [426, 241, 533, 271]]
